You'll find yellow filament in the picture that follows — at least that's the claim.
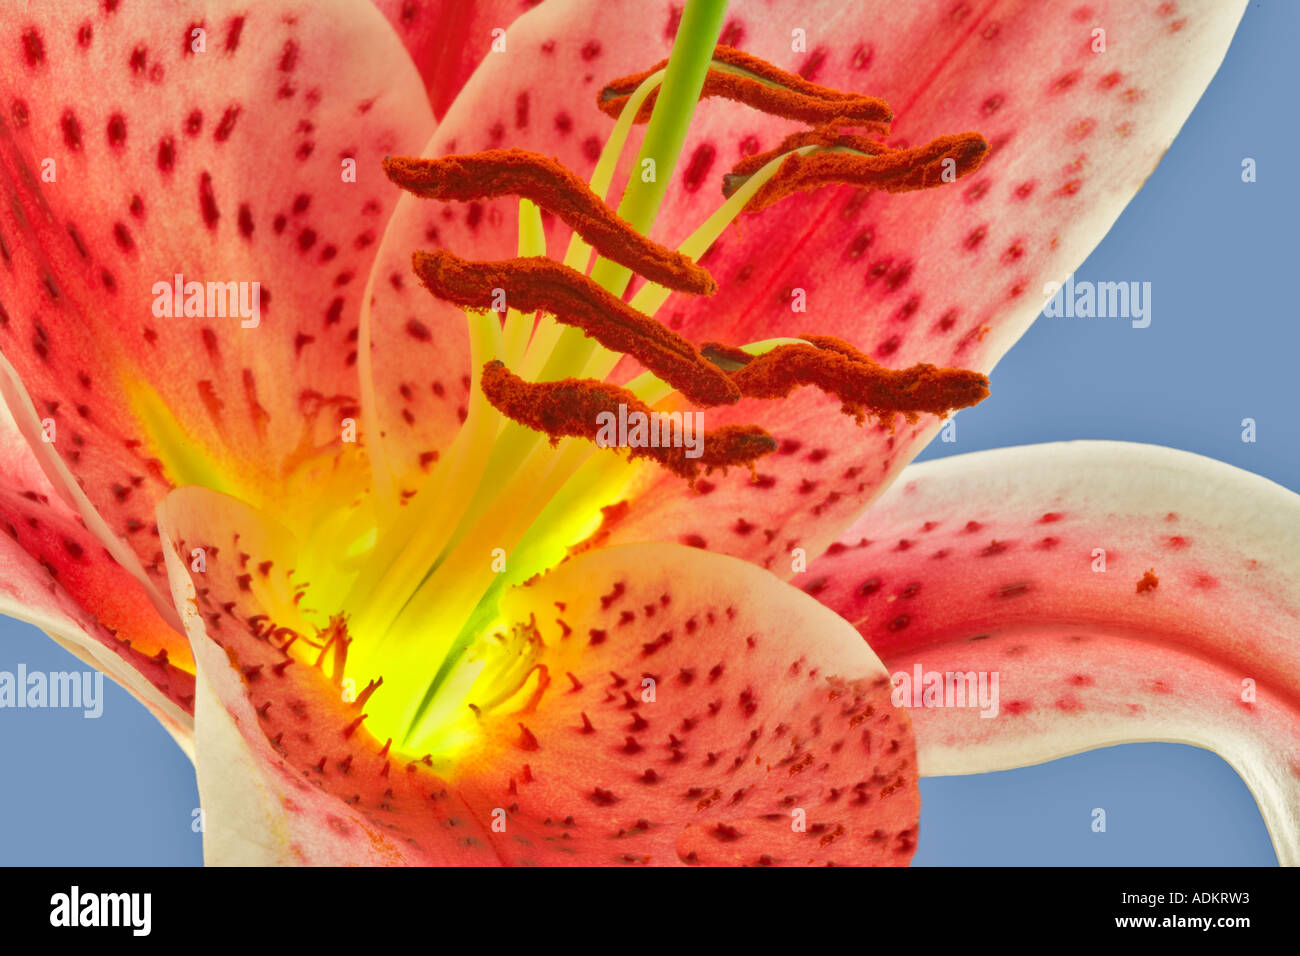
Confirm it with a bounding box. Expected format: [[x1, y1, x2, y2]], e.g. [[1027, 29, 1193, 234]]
[[503, 198, 546, 367], [343, 304, 503, 649], [521, 69, 666, 381], [580, 146, 818, 382]]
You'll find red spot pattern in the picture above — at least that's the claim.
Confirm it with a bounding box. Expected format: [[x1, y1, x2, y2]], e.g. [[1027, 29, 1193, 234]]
[[0, 1, 432, 594]]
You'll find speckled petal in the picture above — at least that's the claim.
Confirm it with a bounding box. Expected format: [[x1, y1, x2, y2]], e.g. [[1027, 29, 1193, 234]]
[[807, 442, 1300, 864]]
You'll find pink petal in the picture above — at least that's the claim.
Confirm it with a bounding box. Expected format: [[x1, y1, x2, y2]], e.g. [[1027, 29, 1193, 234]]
[[459, 541, 918, 865], [0, 394, 193, 744], [0, 0, 434, 590], [807, 441, 1300, 864], [158, 484, 916, 864], [371, 0, 550, 118]]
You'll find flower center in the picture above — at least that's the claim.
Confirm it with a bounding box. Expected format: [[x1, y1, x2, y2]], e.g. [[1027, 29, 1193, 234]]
[[264, 5, 992, 757]]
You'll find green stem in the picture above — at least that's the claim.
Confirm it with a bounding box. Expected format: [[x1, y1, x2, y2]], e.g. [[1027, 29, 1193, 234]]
[[536, 0, 729, 381], [609, 0, 730, 249]]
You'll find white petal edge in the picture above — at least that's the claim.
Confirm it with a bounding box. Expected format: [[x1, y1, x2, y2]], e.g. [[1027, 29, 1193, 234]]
[[866, 441, 1300, 864]]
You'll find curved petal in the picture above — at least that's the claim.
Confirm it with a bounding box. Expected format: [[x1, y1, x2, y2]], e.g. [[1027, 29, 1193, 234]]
[[0, 394, 193, 746], [806, 442, 1300, 864], [0, 0, 435, 597], [362, 0, 1247, 574], [458, 541, 918, 865], [370, 0, 550, 119], [157, 484, 916, 865]]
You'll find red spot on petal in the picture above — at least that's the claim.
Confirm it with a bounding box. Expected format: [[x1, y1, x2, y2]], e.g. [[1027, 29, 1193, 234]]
[[112, 221, 134, 252], [798, 46, 828, 81], [157, 137, 175, 173], [682, 143, 716, 193], [214, 105, 242, 142], [1051, 70, 1081, 93], [22, 29, 45, 67], [107, 113, 127, 147], [198, 171, 220, 229], [225, 16, 246, 53], [279, 39, 299, 72], [61, 110, 82, 150]]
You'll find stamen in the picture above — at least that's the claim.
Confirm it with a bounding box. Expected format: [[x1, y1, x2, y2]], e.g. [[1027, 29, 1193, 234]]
[[702, 335, 989, 425], [384, 149, 715, 295], [311, 614, 352, 681], [722, 129, 895, 195], [733, 132, 990, 213], [479, 361, 776, 480], [600, 45, 892, 131], [411, 249, 739, 407], [698, 341, 757, 371], [503, 198, 546, 368]]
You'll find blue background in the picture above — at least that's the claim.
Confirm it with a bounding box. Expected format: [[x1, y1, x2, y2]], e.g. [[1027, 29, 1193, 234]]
[[0, 1, 1291, 865]]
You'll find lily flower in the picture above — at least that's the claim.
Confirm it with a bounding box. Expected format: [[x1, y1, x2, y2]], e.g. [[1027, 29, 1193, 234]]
[[0, 0, 1286, 867]]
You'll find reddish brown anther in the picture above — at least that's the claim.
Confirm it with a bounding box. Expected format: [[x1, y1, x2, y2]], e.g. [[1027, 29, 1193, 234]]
[[735, 132, 990, 213], [696, 342, 753, 370], [479, 361, 776, 480], [412, 249, 739, 407], [702, 336, 990, 426], [722, 128, 896, 196], [384, 149, 715, 295], [599, 45, 892, 130]]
